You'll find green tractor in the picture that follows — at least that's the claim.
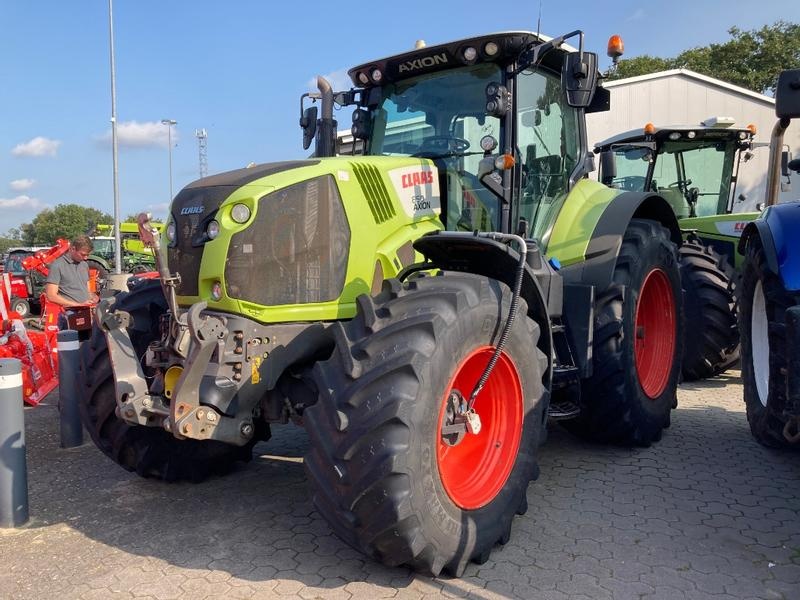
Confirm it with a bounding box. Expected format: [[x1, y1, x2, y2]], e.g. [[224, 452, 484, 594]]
[[79, 30, 685, 575], [594, 120, 760, 379], [90, 222, 161, 278]]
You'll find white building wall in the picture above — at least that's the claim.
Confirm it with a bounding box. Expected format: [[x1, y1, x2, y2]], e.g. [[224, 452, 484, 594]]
[[586, 72, 800, 211]]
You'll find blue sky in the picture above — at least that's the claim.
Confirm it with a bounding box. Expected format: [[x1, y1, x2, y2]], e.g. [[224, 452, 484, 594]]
[[0, 0, 793, 234]]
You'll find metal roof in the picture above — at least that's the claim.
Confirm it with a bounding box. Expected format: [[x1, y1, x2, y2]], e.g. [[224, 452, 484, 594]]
[[601, 68, 775, 105]]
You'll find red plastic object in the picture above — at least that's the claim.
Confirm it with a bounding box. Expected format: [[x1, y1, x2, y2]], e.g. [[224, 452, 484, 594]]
[[0, 273, 59, 405]]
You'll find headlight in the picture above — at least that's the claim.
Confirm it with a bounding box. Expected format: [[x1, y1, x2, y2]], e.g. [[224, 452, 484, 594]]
[[211, 281, 222, 301], [166, 222, 176, 241], [207, 220, 220, 239], [230, 203, 251, 224], [463, 46, 477, 61], [484, 41, 499, 56]]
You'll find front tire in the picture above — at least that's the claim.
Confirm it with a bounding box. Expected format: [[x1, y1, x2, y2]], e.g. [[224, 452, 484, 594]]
[[305, 274, 548, 576], [739, 239, 800, 449], [10, 296, 30, 318], [679, 238, 739, 380], [565, 219, 683, 446], [78, 280, 258, 481]]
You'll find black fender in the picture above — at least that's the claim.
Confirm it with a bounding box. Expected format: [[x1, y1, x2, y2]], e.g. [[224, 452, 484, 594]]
[[739, 220, 779, 274], [411, 232, 555, 386], [739, 203, 800, 291], [559, 191, 682, 290]]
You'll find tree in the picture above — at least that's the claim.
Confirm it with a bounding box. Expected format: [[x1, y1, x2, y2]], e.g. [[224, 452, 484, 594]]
[[0, 237, 22, 254], [607, 21, 800, 94], [19, 204, 113, 246], [610, 55, 677, 81]]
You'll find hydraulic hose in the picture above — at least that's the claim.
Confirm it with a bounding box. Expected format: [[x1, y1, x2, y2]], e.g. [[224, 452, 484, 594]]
[[467, 232, 527, 410]]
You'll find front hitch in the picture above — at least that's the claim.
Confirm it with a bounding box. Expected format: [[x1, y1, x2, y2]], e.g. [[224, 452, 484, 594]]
[[96, 296, 169, 425], [168, 303, 254, 444]]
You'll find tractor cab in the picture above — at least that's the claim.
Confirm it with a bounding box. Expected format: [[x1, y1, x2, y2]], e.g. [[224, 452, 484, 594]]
[[595, 119, 757, 219], [305, 31, 607, 244]]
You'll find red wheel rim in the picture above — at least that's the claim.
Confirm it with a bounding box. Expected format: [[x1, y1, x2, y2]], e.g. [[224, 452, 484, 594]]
[[634, 268, 676, 399], [436, 347, 523, 510]]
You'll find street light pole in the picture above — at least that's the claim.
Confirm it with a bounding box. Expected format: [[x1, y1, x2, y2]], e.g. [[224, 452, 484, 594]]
[[108, 0, 122, 274], [161, 119, 177, 201]]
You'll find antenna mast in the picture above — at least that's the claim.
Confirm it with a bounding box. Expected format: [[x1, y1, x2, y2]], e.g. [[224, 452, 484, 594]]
[[195, 128, 208, 178]]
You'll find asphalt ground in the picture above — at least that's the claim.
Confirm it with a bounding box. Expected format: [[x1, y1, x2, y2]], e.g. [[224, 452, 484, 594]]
[[1, 369, 799, 600]]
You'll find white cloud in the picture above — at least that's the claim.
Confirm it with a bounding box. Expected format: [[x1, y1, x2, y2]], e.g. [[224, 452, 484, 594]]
[[11, 136, 61, 157], [145, 202, 170, 217], [96, 120, 178, 149], [307, 68, 352, 93], [9, 178, 36, 191], [626, 8, 645, 21], [0, 195, 45, 210]]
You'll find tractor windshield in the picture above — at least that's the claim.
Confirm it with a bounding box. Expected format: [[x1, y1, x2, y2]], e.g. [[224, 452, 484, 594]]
[[91, 238, 115, 258], [365, 62, 504, 231], [656, 140, 737, 217], [608, 137, 739, 218]]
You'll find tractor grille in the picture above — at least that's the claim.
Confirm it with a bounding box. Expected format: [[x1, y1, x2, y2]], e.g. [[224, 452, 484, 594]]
[[168, 187, 226, 297], [351, 163, 396, 224], [167, 161, 317, 298], [225, 175, 350, 306]]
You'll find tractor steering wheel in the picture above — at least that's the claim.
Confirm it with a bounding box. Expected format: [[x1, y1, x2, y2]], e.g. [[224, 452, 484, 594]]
[[412, 136, 471, 157], [666, 178, 692, 189]]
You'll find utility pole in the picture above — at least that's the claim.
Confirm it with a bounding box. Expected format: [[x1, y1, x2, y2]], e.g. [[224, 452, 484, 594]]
[[195, 128, 208, 178], [161, 119, 177, 201], [108, 0, 122, 274]]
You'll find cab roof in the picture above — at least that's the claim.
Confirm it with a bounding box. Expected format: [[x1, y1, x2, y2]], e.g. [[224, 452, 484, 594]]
[[595, 121, 754, 151], [348, 31, 577, 88]]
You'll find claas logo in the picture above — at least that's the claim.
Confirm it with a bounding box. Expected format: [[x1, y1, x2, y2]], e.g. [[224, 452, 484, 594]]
[[401, 171, 434, 188]]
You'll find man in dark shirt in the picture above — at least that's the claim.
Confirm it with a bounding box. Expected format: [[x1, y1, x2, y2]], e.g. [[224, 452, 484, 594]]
[[45, 235, 99, 308]]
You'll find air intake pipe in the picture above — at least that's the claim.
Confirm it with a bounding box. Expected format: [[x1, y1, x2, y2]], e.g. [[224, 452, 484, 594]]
[[315, 76, 337, 158]]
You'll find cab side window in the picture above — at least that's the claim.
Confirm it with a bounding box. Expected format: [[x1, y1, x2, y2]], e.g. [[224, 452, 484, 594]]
[[516, 69, 580, 241]]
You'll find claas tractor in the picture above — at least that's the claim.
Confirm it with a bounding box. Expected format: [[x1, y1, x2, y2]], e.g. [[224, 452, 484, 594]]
[[738, 69, 800, 448], [594, 120, 760, 379], [78, 30, 685, 575]]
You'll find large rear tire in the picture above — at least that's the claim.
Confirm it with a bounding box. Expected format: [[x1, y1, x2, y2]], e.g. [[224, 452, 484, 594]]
[[739, 239, 800, 449], [679, 237, 739, 380], [305, 274, 548, 576], [565, 218, 683, 446], [78, 280, 258, 481]]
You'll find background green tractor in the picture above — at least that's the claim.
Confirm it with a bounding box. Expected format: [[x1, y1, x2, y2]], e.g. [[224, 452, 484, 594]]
[[90, 222, 161, 281], [594, 120, 760, 379], [79, 30, 685, 575]]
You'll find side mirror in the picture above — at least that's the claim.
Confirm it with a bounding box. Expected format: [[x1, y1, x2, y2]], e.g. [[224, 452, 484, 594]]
[[599, 150, 616, 186], [300, 106, 318, 151], [775, 69, 800, 119], [781, 150, 790, 177], [564, 51, 599, 108]]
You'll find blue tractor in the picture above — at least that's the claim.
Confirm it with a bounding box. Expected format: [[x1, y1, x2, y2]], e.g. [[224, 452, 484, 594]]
[[739, 69, 800, 447]]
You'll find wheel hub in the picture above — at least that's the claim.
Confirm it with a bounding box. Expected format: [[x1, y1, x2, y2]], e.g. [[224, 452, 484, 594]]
[[436, 347, 523, 510]]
